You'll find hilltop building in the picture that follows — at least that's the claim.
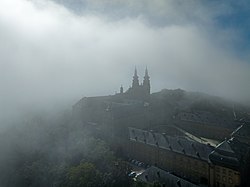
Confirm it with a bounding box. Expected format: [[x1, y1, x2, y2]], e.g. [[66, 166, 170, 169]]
[[73, 67, 250, 187], [118, 67, 150, 100], [73, 67, 151, 121], [126, 126, 250, 187], [127, 127, 213, 185]]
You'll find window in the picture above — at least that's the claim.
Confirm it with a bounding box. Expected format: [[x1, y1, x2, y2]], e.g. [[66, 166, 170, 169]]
[[216, 182, 220, 187], [229, 178, 233, 184], [200, 177, 208, 185], [157, 171, 160, 178], [222, 168, 226, 174], [216, 167, 220, 173], [202, 163, 206, 168], [216, 174, 220, 180], [222, 176, 226, 182]]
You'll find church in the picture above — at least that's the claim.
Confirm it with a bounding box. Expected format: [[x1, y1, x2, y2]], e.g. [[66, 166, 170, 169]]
[[72, 67, 152, 127], [73, 67, 250, 187], [118, 67, 151, 101]]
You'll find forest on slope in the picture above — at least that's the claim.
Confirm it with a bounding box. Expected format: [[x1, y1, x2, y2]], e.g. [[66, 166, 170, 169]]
[[0, 112, 133, 187]]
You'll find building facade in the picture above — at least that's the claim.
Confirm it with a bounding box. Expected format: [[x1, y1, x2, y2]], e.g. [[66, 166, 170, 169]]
[[72, 68, 250, 187], [126, 127, 250, 187], [127, 127, 213, 186]]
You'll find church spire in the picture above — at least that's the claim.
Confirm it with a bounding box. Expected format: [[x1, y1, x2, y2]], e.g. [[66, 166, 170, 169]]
[[120, 85, 123, 94], [143, 66, 150, 94], [134, 67, 138, 77], [132, 67, 139, 88], [145, 66, 149, 78]]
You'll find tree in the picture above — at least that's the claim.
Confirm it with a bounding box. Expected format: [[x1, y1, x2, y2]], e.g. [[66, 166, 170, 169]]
[[66, 162, 103, 187]]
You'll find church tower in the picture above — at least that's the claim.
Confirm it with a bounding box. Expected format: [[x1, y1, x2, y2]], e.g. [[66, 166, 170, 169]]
[[143, 67, 150, 95], [121, 67, 150, 101], [120, 85, 123, 94], [132, 67, 140, 88]]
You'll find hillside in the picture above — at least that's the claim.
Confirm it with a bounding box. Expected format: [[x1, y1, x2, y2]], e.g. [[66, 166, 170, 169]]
[[151, 88, 250, 122]]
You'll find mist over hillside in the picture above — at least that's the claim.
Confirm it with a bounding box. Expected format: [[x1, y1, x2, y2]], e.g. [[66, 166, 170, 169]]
[[0, 0, 250, 186], [0, 110, 131, 187], [0, 87, 249, 186], [0, 0, 250, 128]]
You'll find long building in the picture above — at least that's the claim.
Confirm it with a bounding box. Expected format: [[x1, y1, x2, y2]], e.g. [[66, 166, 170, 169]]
[[73, 68, 250, 187], [126, 126, 250, 187]]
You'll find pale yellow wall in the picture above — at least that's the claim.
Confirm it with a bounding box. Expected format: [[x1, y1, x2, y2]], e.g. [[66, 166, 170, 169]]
[[213, 165, 240, 187], [128, 141, 241, 187]]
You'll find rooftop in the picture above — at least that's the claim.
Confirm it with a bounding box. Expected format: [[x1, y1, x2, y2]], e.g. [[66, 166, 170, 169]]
[[209, 139, 240, 170], [137, 166, 199, 187], [128, 127, 215, 161]]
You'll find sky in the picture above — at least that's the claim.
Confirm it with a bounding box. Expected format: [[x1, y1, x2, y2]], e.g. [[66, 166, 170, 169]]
[[0, 0, 250, 124]]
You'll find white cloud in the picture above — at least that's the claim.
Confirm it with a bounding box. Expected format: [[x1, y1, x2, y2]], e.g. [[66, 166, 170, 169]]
[[0, 0, 249, 125]]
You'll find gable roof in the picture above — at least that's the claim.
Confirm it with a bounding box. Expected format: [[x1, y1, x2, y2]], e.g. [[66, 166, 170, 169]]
[[137, 166, 199, 187], [216, 140, 235, 154], [209, 139, 240, 170], [128, 127, 214, 161]]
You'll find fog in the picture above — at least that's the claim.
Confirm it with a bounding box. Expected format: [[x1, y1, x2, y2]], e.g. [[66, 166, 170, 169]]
[[0, 0, 250, 126]]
